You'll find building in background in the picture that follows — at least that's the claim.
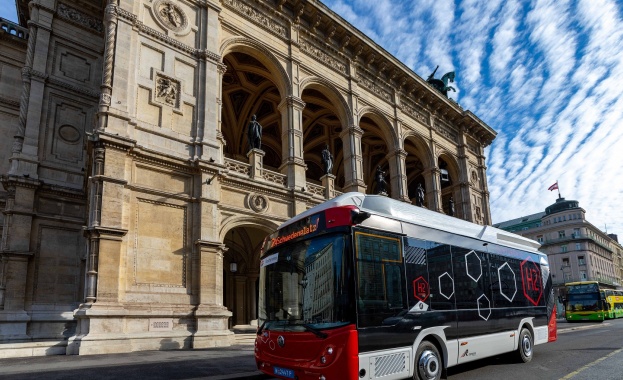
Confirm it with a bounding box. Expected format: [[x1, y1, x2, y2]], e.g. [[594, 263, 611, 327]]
[[0, 0, 496, 357], [494, 196, 622, 315]]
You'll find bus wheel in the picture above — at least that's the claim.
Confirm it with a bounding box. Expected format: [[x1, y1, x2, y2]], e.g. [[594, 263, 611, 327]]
[[516, 328, 533, 363], [414, 341, 441, 380]]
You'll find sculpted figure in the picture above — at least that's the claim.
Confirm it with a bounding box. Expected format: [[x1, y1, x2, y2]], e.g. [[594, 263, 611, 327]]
[[157, 77, 178, 105], [416, 183, 425, 207], [160, 3, 181, 27], [321, 144, 333, 175], [449, 197, 455, 216], [375, 166, 387, 195], [247, 114, 262, 151]]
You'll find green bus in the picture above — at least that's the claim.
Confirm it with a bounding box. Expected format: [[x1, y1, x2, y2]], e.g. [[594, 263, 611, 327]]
[[563, 281, 623, 322]]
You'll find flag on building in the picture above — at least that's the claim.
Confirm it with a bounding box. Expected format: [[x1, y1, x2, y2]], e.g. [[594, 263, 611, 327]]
[[548, 182, 558, 191]]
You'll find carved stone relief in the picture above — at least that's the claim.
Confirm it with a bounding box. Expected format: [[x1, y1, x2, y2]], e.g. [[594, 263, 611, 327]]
[[154, 73, 181, 108], [151, 0, 191, 36], [57, 3, 104, 34], [248, 193, 269, 213]]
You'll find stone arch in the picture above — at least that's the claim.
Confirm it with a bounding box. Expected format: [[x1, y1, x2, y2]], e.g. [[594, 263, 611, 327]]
[[437, 151, 462, 216], [219, 215, 278, 327], [219, 215, 279, 243], [403, 130, 434, 169], [403, 131, 434, 206], [436, 150, 461, 180], [220, 37, 291, 98], [299, 76, 353, 127], [356, 106, 398, 148]]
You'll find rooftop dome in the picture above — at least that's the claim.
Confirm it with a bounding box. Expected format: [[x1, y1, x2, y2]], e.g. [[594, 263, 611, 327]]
[[545, 197, 580, 215]]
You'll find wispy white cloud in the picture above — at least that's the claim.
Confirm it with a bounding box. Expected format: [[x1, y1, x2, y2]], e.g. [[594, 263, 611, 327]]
[[323, 0, 623, 235]]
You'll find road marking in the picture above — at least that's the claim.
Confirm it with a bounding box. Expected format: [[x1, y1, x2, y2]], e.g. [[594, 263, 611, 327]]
[[558, 347, 623, 380]]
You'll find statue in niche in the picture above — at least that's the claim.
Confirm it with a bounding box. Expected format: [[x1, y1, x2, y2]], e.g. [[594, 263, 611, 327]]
[[247, 114, 263, 151], [449, 197, 455, 216], [321, 144, 333, 175], [426, 65, 456, 97], [416, 183, 425, 207], [156, 77, 178, 105], [375, 166, 388, 195]]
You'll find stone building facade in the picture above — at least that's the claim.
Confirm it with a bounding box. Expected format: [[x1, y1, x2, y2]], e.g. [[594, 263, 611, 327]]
[[0, 0, 496, 357], [494, 197, 622, 313]]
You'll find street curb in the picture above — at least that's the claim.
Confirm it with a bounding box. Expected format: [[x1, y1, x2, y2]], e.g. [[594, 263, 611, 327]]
[[558, 322, 610, 334]]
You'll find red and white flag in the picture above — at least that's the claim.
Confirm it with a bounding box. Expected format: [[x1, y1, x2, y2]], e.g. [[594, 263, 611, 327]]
[[548, 182, 558, 191]]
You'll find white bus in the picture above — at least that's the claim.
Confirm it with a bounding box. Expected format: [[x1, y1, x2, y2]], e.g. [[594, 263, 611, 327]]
[[255, 193, 557, 380]]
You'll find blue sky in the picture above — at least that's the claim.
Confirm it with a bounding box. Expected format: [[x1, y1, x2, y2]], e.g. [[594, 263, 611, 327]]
[[2, 2, 622, 235], [323, 0, 623, 235]]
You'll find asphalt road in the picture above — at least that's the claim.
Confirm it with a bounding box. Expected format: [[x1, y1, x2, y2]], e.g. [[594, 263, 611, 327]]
[[0, 319, 621, 379], [447, 318, 623, 380]]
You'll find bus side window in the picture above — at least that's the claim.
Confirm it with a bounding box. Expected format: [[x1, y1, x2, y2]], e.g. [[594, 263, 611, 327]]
[[404, 237, 431, 311], [427, 242, 455, 311], [354, 230, 406, 327], [452, 247, 491, 310]]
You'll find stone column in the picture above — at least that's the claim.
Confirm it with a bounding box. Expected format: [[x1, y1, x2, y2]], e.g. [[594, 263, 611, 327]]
[[386, 149, 409, 201], [194, 240, 233, 348], [0, 177, 40, 340], [341, 124, 366, 193], [457, 126, 473, 221], [321, 174, 336, 200], [96, 1, 118, 131], [477, 147, 492, 225], [9, 1, 53, 174], [247, 148, 265, 180], [424, 167, 442, 212], [278, 96, 307, 190]]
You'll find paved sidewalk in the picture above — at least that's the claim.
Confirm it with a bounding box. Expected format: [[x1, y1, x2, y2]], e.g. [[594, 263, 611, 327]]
[[0, 345, 271, 380]]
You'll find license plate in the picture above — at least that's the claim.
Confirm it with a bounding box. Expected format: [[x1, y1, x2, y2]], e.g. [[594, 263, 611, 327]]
[[273, 366, 295, 379]]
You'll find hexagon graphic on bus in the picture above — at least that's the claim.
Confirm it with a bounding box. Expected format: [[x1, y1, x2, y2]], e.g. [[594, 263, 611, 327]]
[[477, 294, 491, 320], [520, 257, 543, 306], [497, 262, 517, 302], [413, 276, 429, 302], [465, 250, 482, 282], [438, 272, 454, 299]]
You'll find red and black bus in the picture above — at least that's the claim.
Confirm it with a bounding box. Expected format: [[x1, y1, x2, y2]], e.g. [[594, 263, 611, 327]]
[[255, 193, 557, 380]]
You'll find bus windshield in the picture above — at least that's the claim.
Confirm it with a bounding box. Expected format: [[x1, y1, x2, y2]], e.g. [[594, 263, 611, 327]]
[[567, 293, 600, 312], [258, 233, 354, 333]]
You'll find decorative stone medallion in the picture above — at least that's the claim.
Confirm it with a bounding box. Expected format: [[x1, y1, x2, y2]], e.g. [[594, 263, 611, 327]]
[[58, 124, 81, 143], [249, 193, 269, 213], [153, 0, 189, 34]]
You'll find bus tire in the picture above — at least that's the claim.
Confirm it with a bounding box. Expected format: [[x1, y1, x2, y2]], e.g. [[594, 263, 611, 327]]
[[414, 340, 442, 380], [516, 327, 533, 363]]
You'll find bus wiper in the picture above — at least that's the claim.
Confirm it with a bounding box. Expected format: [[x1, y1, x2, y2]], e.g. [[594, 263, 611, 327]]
[[257, 321, 266, 335], [302, 323, 328, 339]]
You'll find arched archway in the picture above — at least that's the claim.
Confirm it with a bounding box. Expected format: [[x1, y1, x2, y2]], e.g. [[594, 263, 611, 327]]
[[220, 220, 276, 328], [404, 132, 433, 206], [358, 110, 396, 195], [220, 41, 288, 170], [299, 79, 351, 190], [438, 153, 461, 217]]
